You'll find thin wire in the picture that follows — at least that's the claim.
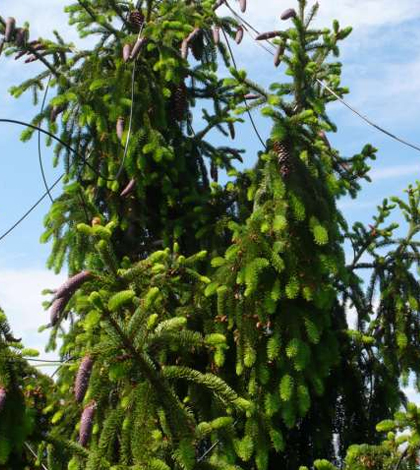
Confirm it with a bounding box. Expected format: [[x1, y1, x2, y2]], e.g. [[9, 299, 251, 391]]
[[25, 442, 49, 470], [220, 28, 267, 149], [316, 79, 420, 154], [224, 3, 420, 156], [0, 172, 64, 242], [38, 76, 54, 203], [197, 419, 238, 462]]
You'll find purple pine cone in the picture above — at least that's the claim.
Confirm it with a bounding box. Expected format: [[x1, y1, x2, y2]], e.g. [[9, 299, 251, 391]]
[[54, 271, 92, 300], [181, 38, 189, 59], [75, 355, 94, 403], [50, 295, 69, 326], [4, 18, 16, 42], [280, 8, 297, 20], [0, 387, 6, 413], [235, 26, 244, 44], [256, 31, 281, 41], [274, 43, 286, 67], [50, 105, 65, 123], [120, 179, 136, 198], [79, 402, 96, 447], [130, 37, 146, 60], [116, 117, 125, 141], [212, 26, 220, 45], [15, 28, 28, 47], [123, 43, 132, 63]]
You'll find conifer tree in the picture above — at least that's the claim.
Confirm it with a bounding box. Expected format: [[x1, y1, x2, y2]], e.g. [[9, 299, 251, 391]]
[[2, 1, 420, 469]]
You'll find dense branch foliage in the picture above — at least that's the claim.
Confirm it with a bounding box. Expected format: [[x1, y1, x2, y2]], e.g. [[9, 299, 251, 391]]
[[1, 0, 420, 469]]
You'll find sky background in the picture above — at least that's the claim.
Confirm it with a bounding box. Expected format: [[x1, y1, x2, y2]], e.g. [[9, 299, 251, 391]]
[[0, 0, 420, 395]]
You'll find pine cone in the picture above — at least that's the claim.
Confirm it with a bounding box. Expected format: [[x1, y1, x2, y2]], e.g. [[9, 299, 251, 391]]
[[50, 105, 65, 123], [190, 30, 204, 61], [120, 179, 136, 198], [79, 402, 96, 447], [280, 8, 297, 20], [4, 17, 16, 42], [181, 38, 189, 59], [55, 271, 92, 300], [0, 39, 4, 58], [274, 43, 285, 67], [116, 117, 125, 141], [239, 0, 247, 12], [50, 295, 69, 326], [0, 387, 6, 413], [128, 10, 144, 30], [130, 37, 146, 60], [173, 82, 188, 122], [212, 26, 220, 45], [273, 140, 293, 177], [75, 356, 94, 403], [235, 26, 244, 44], [122, 43, 132, 62], [15, 28, 28, 47], [210, 161, 218, 182], [256, 31, 281, 41]]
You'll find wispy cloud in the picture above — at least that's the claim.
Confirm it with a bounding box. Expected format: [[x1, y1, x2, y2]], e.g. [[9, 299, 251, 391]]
[[0, 268, 65, 355], [370, 164, 420, 181]]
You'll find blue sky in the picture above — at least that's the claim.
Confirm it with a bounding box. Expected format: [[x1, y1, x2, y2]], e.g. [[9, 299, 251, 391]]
[[1, 0, 420, 393]]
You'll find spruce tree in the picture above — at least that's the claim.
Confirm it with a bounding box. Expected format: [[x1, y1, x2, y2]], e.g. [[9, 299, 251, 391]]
[[1, 0, 420, 469]]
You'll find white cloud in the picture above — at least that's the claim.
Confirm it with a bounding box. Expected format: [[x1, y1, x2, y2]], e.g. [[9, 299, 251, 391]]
[[0, 268, 65, 356], [224, 0, 420, 31], [370, 164, 420, 181]]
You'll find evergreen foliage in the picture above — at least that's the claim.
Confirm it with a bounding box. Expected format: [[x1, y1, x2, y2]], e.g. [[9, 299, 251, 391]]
[[1, 0, 420, 469]]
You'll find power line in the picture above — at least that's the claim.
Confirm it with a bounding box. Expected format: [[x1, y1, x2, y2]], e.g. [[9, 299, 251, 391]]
[[38, 75, 54, 203], [224, 2, 420, 156], [220, 27, 267, 150]]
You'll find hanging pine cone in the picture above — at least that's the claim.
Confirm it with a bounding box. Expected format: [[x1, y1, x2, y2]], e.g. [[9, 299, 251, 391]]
[[15, 28, 28, 47], [190, 30, 204, 61], [122, 43, 132, 62], [173, 81, 188, 122], [210, 161, 218, 182], [120, 178, 136, 198], [4, 17, 16, 42], [273, 140, 293, 177], [235, 26, 244, 44], [130, 37, 146, 60], [54, 271, 92, 300], [50, 105, 65, 123], [0, 387, 6, 413], [181, 38, 189, 59], [116, 117, 125, 141], [50, 295, 69, 326], [79, 402, 96, 447], [274, 43, 286, 67], [212, 26, 220, 45], [128, 10, 144, 30], [75, 355, 94, 403], [280, 8, 297, 20], [239, 0, 247, 13]]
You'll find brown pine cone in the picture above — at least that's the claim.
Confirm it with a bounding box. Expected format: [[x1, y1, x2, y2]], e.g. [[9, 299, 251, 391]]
[[128, 10, 144, 30], [273, 140, 293, 177], [173, 82, 188, 122]]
